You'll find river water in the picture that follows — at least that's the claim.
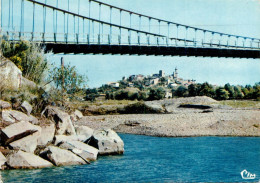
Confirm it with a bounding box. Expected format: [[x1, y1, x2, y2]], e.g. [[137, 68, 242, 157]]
[[2, 134, 260, 182]]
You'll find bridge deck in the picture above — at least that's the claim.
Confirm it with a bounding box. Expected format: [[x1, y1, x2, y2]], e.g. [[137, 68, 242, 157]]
[[43, 43, 260, 59]]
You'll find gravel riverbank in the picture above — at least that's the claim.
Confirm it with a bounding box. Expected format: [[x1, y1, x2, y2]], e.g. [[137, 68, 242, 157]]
[[77, 97, 260, 137]]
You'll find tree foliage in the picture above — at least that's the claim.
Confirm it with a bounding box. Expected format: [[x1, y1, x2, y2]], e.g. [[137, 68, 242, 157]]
[[1, 39, 49, 84], [51, 63, 87, 94]]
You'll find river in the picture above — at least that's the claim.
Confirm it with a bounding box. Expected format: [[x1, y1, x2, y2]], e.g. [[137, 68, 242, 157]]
[[2, 134, 260, 182]]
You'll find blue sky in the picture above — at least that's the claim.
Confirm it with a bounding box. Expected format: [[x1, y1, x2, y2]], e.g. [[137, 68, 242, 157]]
[[2, 0, 260, 88]]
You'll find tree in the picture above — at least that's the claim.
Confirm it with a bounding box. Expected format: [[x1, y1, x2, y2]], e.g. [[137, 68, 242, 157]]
[[224, 83, 235, 99], [51, 63, 87, 94], [198, 82, 215, 98], [188, 84, 198, 96], [148, 87, 166, 100], [85, 88, 99, 102], [234, 86, 244, 99], [216, 87, 229, 100], [174, 86, 188, 97]]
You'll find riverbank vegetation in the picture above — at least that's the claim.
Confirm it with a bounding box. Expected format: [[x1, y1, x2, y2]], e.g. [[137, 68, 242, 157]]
[[85, 82, 260, 102], [0, 38, 87, 114]]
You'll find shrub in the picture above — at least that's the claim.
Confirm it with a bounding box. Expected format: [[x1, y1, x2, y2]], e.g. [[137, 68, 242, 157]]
[[0, 39, 49, 84]]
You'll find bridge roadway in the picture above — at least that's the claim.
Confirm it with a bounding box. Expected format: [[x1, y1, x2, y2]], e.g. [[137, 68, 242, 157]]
[[43, 43, 260, 58]]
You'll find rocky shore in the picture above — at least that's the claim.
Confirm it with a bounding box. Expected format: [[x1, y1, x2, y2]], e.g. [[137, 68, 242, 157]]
[[77, 97, 260, 137], [0, 100, 124, 170]]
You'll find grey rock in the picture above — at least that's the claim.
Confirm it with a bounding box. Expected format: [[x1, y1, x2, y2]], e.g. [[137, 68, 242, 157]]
[[70, 110, 83, 122], [0, 152, 6, 169], [42, 106, 76, 135], [0, 100, 12, 110], [37, 123, 55, 146], [9, 131, 41, 153], [21, 77, 37, 89], [28, 115, 39, 125], [21, 101, 33, 115], [40, 146, 86, 166], [7, 150, 53, 169], [0, 121, 41, 145], [75, 125, 94, 142], [54, 135, 79, 146], [89, 129, 124, 155], [2, 110, 29, 123], [59, 140, 98, 161], [0, 60, 22, 90]]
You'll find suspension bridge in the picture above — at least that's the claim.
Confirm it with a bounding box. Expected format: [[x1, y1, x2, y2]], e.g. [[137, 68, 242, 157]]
[[0, 0, 260, 58]]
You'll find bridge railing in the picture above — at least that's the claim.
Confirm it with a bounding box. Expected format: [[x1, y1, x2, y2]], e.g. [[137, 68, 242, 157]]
[[2, 30, 260, 50], [0, 0, 259, 50]]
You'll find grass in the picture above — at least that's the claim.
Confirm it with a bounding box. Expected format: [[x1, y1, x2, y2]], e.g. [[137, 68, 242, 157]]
[[218, 100, 260, 108]]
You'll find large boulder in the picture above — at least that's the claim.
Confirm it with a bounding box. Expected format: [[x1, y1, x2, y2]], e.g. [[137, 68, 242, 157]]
[[0, 121, 41, 145], [88, 129, 124, 155], [0, 100, 12, 111], [42, 106, 76, 135], [9, 131, 41, 153], [21, 77, 37, 89], [21, 101, 33, 115], [2, 110, 29, 123], [0, 152, 6, 169], [70, 110, 83, 122], [54, 135, 79, 146], [59, 140, 98, 162], [75, 125, 94, 142], [1, 110, 38, 124], [0, 60, 22, 90], [40, 146, 86, 166], [7, 150, 53, 169], [37, 123, 55, 146]]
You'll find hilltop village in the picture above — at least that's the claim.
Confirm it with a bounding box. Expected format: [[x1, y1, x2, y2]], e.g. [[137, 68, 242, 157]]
[[85, 68, 196, 101], [108, 68, 196, 89]]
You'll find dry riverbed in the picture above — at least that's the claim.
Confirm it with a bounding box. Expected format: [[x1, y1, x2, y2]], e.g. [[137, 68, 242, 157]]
[[76, 97, 260, 137]]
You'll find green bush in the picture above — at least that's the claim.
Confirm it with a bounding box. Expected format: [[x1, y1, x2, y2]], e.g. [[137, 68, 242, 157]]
[[1, 39, 49, 84]]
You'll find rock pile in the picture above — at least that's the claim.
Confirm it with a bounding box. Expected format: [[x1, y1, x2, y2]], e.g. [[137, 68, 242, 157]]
[[0, 100, 124, 170]]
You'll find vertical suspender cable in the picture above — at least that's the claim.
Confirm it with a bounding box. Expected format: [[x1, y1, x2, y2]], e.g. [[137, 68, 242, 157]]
[[0, 0, 3, 31], [0, 0, 2, 30], [20, 0, 24, 38], [67, 0, 69, 40], [98, 3, 101, 36], [64, 12, 65, 42], [138, 15, 141, 45], [32, 2, 35, 40], [11, 0, 13, 29], [194, 28, 197, 46], [77, 0, 79, 43], [119, 10, 122, 43], [43, 0, 47, 41], [88, 0, 91, 43], [211, 32, 214, 46], [109, 7, 112, 44], [56, 0, 58, 41], [53, 8, 55, 41], [92, 20, 94, 42], [185, 26, 188, 46], [167, 23, 170, 45], [129, 13, 131, 44], [8, 0, 10, 30], [98, 3, 101, 43]]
